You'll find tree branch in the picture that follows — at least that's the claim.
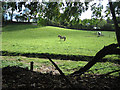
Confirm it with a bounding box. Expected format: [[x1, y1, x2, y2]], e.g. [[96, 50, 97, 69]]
[[70, 43, 119, 76], [101, 70, 120, 77], [45, 55, 74, 88]]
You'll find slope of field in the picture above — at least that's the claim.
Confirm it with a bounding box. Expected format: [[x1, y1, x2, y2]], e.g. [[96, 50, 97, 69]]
[[2, 24, 117, 56]]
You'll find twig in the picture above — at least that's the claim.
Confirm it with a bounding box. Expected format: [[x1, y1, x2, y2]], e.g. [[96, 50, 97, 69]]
[[101, 70, 120, 76]]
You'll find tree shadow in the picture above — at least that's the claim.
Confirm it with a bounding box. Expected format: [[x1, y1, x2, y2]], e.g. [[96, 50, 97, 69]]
[[2, 22, 44, 32], [2, 66, 120, 89]]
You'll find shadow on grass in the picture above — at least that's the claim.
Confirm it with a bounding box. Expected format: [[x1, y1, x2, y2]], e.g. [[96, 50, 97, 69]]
[[2, 51, 120, 64], [2, 22, 44, 32]]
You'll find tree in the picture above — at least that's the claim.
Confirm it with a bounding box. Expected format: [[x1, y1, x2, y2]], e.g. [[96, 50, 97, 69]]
[[25, 2, 39, 22], [15, 15, 19, 22], [43, 2, 61, 22], [109, 1, 120, 46], [2, 2, 6, 22], [61, 2, 89, 25], [7, 2, 17, 22], [37, 2, 90, 27], [2, 2, 10, 22], [97, 19, 107, 29]]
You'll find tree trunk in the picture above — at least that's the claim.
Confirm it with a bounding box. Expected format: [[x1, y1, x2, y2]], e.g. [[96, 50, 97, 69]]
[[109, 1, 120, 46], [11, 9, 13, 22]]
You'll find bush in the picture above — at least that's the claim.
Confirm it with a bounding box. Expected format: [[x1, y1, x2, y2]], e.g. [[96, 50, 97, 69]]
[[101, 23, 115, 30], [37, 18, 48, 26]]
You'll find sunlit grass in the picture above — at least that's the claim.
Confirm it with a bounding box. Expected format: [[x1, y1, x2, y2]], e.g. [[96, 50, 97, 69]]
[[2, 56, 120, 76], [2, 24, 117, 56]]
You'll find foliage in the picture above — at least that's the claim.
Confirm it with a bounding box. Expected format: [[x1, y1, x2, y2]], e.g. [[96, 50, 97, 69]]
[[37, 17, 48, 26], [97, 19, 107, 28], [2, 1, 117, 30], [91, 2, 103, 19], [25, 2, 39, 22], [43, 2, 61, 21], [101, 23, 115, 30]]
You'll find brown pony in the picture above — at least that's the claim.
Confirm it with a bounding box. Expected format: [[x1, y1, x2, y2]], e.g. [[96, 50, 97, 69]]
[[58, 35, 66, 41]]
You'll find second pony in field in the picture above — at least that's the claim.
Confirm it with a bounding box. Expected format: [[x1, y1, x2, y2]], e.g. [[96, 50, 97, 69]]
[[58, 35, 66, 41]]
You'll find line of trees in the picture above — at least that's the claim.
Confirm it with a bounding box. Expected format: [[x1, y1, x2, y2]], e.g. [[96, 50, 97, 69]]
[[2, 1, 120, 30]]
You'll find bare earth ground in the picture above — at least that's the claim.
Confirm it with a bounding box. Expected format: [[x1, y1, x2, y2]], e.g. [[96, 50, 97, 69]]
[[2, 66, 120, 90]]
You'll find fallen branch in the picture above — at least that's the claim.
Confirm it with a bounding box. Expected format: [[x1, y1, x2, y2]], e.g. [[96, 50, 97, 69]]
[[71, 43, 120, 76], [45, 55, 74, 88]]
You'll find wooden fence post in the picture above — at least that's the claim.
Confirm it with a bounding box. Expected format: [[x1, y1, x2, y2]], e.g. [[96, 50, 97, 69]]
[[30, 61, 34, 71]]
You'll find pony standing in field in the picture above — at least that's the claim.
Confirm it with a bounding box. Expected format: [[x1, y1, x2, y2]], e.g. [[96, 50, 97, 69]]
[[97, 31, 102, 37], [58, 35, 66, 41]]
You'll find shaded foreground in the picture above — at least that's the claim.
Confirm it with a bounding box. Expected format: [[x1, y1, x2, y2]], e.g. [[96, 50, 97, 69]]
[[2, 66, 120, 90]]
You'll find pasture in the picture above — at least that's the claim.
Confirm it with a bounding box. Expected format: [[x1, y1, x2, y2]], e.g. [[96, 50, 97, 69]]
[[2, 24, 117, 56], [2, 24, 120, 76]]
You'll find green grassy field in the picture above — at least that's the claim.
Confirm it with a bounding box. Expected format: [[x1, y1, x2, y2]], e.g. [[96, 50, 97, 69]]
[[2, 24, 120, 76], [1, 56, 120, 76], [2, 24, 117, 56]]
